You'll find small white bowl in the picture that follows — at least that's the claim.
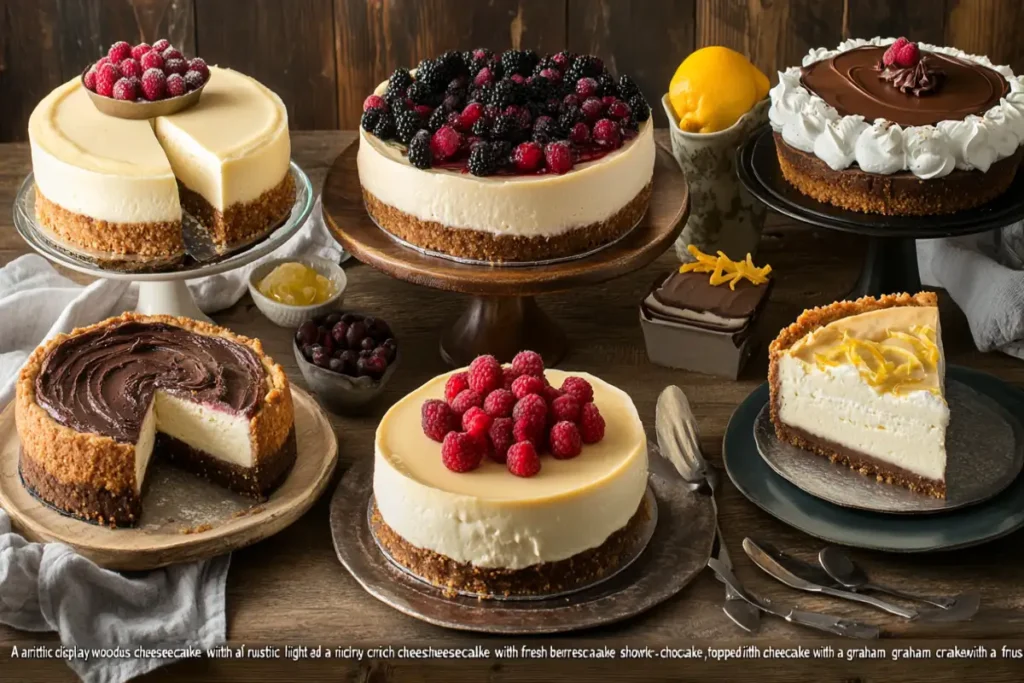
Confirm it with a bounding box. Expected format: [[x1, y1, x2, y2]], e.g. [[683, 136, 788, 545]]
[[248, 256, 347, 328]]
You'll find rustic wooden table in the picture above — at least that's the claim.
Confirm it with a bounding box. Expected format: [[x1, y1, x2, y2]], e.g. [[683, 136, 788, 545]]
[[2, 132, 1023, 682]]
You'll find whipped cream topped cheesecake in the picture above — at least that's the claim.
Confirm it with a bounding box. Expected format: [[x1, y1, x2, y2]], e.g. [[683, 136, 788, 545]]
[[357, 49, 655, 263], [769, 293, 949, 497], [16, 313, 295, 526], [372, 351, 649, 597], [769, 37, 1024, 215]]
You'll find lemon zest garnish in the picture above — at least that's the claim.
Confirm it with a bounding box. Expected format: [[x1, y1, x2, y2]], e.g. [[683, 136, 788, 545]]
[[809, 325, 940, 395], [680, 245, 772, 289]]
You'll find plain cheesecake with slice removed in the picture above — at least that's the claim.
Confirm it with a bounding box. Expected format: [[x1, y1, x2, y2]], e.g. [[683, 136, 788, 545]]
[[768, 292, 949, 497]]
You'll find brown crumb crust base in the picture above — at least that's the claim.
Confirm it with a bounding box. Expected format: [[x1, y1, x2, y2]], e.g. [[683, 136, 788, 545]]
[[19, 448, 142, 526], [767, 292, 946, 498], [362, 182, 652, 263], [34, 187, 184, 264], [371, 498, 650, 598], [773, 133, 1023, 216], [179, 171, 295, 251]]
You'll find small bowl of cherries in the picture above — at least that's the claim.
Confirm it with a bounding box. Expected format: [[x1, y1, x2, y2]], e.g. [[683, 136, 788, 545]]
[[293, 311, 398, 411]]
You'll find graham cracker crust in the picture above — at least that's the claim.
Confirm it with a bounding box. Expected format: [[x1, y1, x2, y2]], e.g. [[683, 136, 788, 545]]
[[773, 132, 1023, 216], [179, 171, 296, 251], [371, 497, 650, 598], [362, 182, 652, 263]]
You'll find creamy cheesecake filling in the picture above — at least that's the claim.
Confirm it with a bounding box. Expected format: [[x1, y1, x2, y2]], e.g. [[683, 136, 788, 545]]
[[152, 392, 254, 466], [134, 402, 159, 493], [374, 369, 648, 570]]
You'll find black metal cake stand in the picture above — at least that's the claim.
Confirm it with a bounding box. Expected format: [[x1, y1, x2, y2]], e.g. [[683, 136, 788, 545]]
[[737, 125, 1024, 297]]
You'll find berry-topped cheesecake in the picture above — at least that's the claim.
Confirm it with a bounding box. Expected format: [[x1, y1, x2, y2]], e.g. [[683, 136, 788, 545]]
[[372, 351, 649, 597], [357, 49, 656, 263], [770, 37, 1024, 215]]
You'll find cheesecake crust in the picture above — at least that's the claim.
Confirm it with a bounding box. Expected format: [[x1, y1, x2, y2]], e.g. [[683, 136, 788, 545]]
[[179, 171, 296, 252], [774, 133, 1023, 216], [362, 182, 652, 263], [16, 312, 295, 527], [371, 497, 650, 598]]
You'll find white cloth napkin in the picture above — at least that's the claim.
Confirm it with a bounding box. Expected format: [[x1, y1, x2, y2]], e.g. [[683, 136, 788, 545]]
[[0, 199, 339, 682], [917, 221, 1024, 360]]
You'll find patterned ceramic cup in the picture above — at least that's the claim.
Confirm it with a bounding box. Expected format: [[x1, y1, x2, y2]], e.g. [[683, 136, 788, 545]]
[[662, 94, 769, 261]]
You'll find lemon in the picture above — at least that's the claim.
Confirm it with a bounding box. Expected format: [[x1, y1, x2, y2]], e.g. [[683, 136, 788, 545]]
[[669, 46, 769, 133]]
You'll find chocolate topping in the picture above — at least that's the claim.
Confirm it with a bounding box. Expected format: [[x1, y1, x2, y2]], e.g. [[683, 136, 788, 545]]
[[35, 321, 266, 444], [801, 46, 1008, 127], [876, 56, 944, 96], [653, 271, 770, 320]]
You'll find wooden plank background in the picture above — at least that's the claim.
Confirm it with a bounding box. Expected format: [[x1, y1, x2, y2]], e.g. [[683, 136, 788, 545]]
[[2, 0, 1023, 141]]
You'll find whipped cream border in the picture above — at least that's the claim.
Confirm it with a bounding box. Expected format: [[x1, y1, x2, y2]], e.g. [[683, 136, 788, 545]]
[[769, 37, 1024, 178]]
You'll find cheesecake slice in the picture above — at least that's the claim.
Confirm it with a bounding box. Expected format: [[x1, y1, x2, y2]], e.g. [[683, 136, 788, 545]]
[[768, 292, 949, 497]]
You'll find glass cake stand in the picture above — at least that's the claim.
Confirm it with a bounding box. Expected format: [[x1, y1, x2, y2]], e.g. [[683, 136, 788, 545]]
[[737, 126, 1024, 298], [13, 163, 314, 322]]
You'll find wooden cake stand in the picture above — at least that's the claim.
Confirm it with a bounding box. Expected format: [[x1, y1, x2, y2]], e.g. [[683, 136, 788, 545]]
[[321, 143, 689, 366]]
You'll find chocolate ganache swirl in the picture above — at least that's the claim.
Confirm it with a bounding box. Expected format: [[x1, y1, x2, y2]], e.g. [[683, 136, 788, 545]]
[[35, 321, 266, 443], [801, 46, 1008, 127]]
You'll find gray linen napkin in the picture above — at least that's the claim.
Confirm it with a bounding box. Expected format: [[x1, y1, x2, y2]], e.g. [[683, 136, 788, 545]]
[[0, 508, 229, 683]]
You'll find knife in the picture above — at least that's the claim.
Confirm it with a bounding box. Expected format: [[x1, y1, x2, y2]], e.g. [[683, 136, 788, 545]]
[[707, 558, 880, 639], [743, 538, 918, 619]]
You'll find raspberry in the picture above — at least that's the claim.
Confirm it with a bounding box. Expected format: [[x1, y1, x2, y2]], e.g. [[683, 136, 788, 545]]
[[607, 100, 631, 119], [512, 141, 543, 173], [544, 141, 573, 174], [539, 67, 562, 82], [151, 38, 171, 53], [83, 67, 98, 91], [593, 118, 622, 148], [893, 41, 920, 68], [581, 96, 604, 120], [421, 399, 456, 442], [483, 388, 516, 418], [551, 394, 581, 423], [95, 56, 110, 68], [561, 376, 594, 404], [511, 350, 544, 377], [108, 41, 132, 63], [511, 374, 545, 400], [563, 93, 580, 109], [513, 393, 547, 421], [513, 413, 545, 446], [188, 57, 209, 80], [542, 384, 563, 404], [166, 73, 187, 97], [460, 406, 490, 436], [141, 68, 166, 101], [473, 66, 494, 87], [507, 442, 541, 477], [458, 102, 484, 130], [140, 51, 164, 71], [576, 77, 598, 98], [183, 70, 205, 91], [488, 417, 515, 463], [450, 389, 483, 416], [164, 58, 188, 76], [131, 43, 151, 61], [441, 431, 483, 473], [162, 47, 184, 61], [111, 77, 137, 101], [468, 354, 503, 394], [882, 37, 910, 67], [119, 58, 142, 79], [602, 95, 618, 107], [569, 121, 591, 145], [550, 421, 583, 459], [502, 366, 518, 390], [95, 63, 119, 97], [445, 372, 470, 403], [430, 125, 462, 161], [580, 402, 605, 444]]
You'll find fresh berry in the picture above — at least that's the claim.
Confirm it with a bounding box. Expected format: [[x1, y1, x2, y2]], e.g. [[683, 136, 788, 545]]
[[592, 118, 621, 148], [630, 95, 650, 122], [538, 67, 562, 82], [462, 406, 493, 436], [358, 355, 387, 379], [510, 350, 544, 377], [551, 394, 582, 423], [408, 129, 433, 169], [450, 389, 483, 416], [483, 388, 516, 418], [513, 393, 547, 421], [544, 141, 573, 174], [882, 37, 910, 68], [164, 58, 188, 76], [488, 417, 515, 463], [502, 366, 519, 389], [84, 67, 98, 91], [441, 431, 483, 472], [430, 125, 462, 161], [140, 51, 164, 71], [458, 102, 484, 130], [549, 421, 583, 459], [569, 121, 590, 145], [111, 77, 137, 101], [580, 402, 605, 443], [893, 41, 920, 68], [141, 68, 166, 101], [130, 43, 151, 61], [473, 67, 494, 88], [394, 110, 421, 143], [187, 57, 209, 80], [95, 56, 110, 68], [607, 100, 631, 119], [467, 141, 505, 176], [581, 96, 604, 120], [445, 372, 470, 403], [512, 141, 543, 172], [108, 41, 132, 63], [507, 442, 541, 477], [372, 111, 396, 138], [542, 384, 563, 404], [561, 376, 594, 404], [162, 47, 183, 61], [513, 413, 546, 446], [183, 70, 205, 91], [163, 73, 185, 97], [422, 399, 456, 442], [119, 58, 142, 79], [511, 374, 545, 400], [576, 77, 598, 98], [96, 63, 119, 97], [468, 355, 502, 394], [152, 38, 171, 53], [532, 115, 557, 143], [363, 94, 387, 112], [617, 74, 642, 101]]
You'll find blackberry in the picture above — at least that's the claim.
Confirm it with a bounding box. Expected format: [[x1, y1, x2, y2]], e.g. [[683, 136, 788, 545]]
[[386, 67, 413, 97], [489, 78, 523, 108], [532, 56, 558, 76], [467, 141, 504, 176], [558, 105, 582, 131], [415, 58, 446, 91], [407, 80, 434, 105], [471, 118, 491, 137], [372, 111, 396, 140], [621, 117, 639, 133], [490, 113, 518, 140], [360, 108, 382, 133], [597, 72, 619, 98], [427, 105, 449, 132], [384, 88, 407, 111], [531, 116, 559, 144], [500, 49, 538, 77], [395, 110, 421, 144], [629, 95, 650, 122], [437, 50, 467, 80], [407, 130, 432, 169], [565, 54, 603, 83], [470, 83, 492, 105], [526, 76, 555, 103], [446, 78, 467, 96]]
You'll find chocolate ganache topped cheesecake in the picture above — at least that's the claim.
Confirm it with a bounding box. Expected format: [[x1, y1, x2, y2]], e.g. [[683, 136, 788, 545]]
[[16, 313, 295, 526], [770, 37, 1024, 215]]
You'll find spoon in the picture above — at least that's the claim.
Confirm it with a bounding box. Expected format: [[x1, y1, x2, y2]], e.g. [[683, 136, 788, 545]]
[[818, 546, 980, 618]]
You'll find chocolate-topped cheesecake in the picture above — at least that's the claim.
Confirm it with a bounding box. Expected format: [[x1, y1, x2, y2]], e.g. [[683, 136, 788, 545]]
[[769, 37, 1024, 215], [16, 313, 295, 526]]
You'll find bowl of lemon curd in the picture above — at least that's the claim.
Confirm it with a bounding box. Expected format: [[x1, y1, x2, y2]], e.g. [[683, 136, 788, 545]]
[[248, 257, 347, 327]]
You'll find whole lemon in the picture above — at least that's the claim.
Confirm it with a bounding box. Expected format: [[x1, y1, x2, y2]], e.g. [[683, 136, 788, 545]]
[[669, 46, 769, 134]]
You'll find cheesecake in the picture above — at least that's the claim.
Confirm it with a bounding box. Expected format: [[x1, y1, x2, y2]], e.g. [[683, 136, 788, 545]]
[[768, 292, 949, 497], [16, 313, 296, 526]]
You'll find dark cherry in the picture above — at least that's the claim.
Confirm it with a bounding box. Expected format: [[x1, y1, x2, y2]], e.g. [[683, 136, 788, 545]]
[[378, 338, 397, 362], [311, 346, 330, 368], [324, 312, 342, 327], [368, 319, 393, 342], [322, 335, 334, 355], [301, 344, 316, 361], [331, 321, 348, 344], [328, 357, 344, 373], [341, 312, 360, 324], [360, 337, 376, 351], [346, 321, 368, 348], [361, 355, 387, 379], [338, 350, 358, 374], [297, 321, 318, 345]]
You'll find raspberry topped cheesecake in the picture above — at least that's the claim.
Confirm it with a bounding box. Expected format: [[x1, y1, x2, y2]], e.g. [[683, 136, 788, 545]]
[[357, 49, 656, 263], [769, 37, 1024, 215], [372, 351, 649, 597]]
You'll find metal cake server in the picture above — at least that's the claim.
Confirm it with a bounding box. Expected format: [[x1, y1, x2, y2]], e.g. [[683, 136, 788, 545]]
[[655, 385, 761, 631]]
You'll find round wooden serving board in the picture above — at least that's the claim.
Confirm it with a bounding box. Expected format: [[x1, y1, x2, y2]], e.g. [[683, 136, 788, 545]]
[[0, 387, 337, 570]]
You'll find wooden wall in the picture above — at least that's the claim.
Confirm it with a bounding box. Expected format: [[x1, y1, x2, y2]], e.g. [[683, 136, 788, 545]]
[[2, 0, 1023, 142]]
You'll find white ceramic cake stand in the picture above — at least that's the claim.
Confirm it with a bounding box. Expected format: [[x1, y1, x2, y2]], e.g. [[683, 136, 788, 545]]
[[12, 163, 314, 323]]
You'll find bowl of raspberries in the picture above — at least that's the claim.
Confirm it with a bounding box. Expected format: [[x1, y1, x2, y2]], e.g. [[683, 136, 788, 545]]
[[82, 39, 211, 119], [420, 350, 607, 478]]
